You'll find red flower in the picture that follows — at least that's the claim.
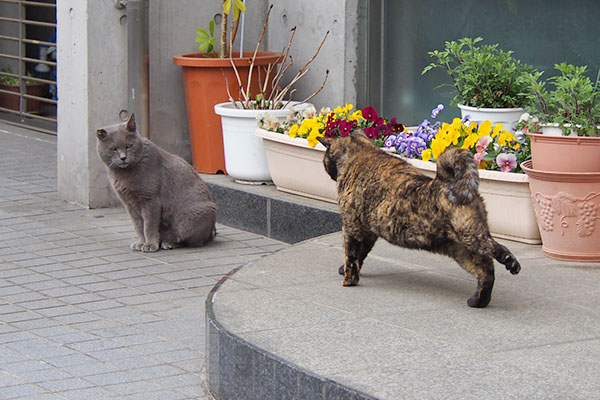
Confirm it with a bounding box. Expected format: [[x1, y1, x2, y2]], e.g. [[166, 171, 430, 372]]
[[364, 126, 378, 139], [362, 106, 378, 122], [339, 120, 356, 137]]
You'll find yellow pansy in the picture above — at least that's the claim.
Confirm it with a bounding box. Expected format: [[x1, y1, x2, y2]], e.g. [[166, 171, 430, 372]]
[[431, 136, 448, 159], [479, 120, 492, 137], [492, 123, 503, 138], [289, 124, 299, 138], [462, 133, 480, 150], [421, 149, 433, 162], [498, 130, 516, 146]]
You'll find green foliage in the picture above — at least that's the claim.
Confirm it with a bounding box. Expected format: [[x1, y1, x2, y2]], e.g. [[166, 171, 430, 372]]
[[527, 63, 600, 136], [195, 19, 216, 52], [0, 67, 20, 85], [422, 37, 539, 109], [195, 0, 247, 57]]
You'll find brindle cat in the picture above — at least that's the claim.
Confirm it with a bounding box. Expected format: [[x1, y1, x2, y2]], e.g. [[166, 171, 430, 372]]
[[97, 114, 217, 252], [317, 133, 521, 308]]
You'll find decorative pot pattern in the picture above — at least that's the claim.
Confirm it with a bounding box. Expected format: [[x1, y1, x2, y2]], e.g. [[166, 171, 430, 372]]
[[534, 192, 599, 237]]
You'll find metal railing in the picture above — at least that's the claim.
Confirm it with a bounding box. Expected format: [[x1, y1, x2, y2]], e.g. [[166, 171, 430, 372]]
[[0, 0, 57, 135]]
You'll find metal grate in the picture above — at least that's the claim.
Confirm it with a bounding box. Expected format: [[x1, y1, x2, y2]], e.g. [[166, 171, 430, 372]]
[[0, 0, 56, 135]]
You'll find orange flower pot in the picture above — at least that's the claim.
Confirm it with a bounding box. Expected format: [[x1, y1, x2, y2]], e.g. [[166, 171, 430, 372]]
[[173, 52, 283, 174]]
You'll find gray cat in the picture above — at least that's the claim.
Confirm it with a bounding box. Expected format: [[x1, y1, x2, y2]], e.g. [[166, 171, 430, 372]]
[[96, 113, 217, 252]]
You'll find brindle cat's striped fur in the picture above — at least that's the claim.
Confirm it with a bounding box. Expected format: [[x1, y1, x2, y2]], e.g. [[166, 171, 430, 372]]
[[318, 133, 521, 308]]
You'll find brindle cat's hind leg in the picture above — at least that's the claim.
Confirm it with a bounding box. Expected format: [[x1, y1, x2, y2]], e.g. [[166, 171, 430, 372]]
[[492, 241, 521, 275], [338, 233, 378, 276], [341, 232, 378, 286], [447, 244, 495, 308]]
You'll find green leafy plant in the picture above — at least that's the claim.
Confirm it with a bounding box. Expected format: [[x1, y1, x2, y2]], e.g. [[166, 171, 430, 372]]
[[195, 0, 246, 58], [422, 37, 539, 109], [525, 63, 600, 136], [0, 66, 36, 86]]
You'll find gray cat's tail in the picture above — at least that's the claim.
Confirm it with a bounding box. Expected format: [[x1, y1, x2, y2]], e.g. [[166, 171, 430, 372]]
[[434, 148, 479, 205]]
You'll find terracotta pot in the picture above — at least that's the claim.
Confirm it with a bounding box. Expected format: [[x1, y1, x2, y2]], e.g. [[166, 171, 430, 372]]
[[526, 132, 600, 173], [0, 82, 46, 114], [458, 104, 525, 133], [173, 52, 283, 174], [522, 160, 600, 262]]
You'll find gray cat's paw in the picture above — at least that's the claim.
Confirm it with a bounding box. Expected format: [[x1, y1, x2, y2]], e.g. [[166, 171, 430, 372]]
[[161, 241, 178, 250], [130, 241, 144, 251], [142, 242, 159, 252]]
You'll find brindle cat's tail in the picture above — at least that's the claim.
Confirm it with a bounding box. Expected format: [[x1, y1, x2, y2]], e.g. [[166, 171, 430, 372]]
[[435, 148, 479, 205]]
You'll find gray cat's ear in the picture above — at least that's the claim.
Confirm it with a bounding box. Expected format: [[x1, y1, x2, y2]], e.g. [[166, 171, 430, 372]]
[[96, 129, 108, 140], [126, 113, 136, 132]]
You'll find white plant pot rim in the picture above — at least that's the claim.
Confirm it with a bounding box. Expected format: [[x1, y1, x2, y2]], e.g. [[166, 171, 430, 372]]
[[458, 104, 525, 113], [214, 101, 311, 118]]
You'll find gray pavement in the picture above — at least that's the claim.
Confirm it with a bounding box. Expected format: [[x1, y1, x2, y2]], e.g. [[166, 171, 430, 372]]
[[213, 221, 600, 399], [0, 123, 288, 400]]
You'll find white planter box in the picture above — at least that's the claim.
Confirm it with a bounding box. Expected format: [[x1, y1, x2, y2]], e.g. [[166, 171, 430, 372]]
[[257, 128, 541, 244], [255, 128, 338, 202]]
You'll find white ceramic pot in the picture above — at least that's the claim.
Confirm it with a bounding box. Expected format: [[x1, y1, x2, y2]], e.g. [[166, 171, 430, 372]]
[[458, 104, 525, 133], [214, 102, 312, 183]]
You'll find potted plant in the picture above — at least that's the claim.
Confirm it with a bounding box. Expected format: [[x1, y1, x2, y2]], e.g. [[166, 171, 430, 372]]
[[173, 1, 283, 174], [519, 63, 600, 261], [0, 66, 46, 114], [214, 5, 329, 184], [422, 37, 539, 132], [522, 63, 600, 172]]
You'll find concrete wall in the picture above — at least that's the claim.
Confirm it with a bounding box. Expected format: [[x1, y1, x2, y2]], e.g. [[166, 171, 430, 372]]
[[57, 0, 126, 208], [266, 0, 359, 109]]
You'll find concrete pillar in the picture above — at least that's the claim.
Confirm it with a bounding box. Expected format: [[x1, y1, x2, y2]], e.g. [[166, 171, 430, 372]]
[[56, 0, 127, 208]]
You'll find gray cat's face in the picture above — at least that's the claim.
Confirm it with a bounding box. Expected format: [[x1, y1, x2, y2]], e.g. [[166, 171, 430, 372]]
[[96, 114, 143, 169]]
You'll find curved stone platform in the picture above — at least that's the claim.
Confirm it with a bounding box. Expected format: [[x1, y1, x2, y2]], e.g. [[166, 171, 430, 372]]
[[206, 232, 600, 400]]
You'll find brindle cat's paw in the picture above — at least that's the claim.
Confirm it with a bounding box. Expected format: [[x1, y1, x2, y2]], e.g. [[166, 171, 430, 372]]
[[338, 265, 345, 275], [467, 294, 490, 308], [342, 275, 359, 286], [130, 241, 144, 251], [502, 254, 521, 275], [142, 242, 159, 252]]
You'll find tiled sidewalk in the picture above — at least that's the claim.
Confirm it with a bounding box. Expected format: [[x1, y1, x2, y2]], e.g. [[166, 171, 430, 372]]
[[0, 124, 288, 399]]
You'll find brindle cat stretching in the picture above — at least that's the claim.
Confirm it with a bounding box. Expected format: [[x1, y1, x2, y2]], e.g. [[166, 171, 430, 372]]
[[318, 133, 521, 308]]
